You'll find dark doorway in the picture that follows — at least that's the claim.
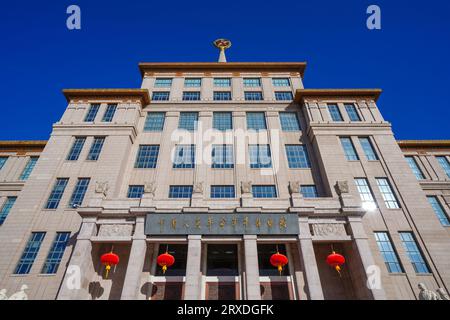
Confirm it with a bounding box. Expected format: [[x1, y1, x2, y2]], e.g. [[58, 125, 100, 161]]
[[206, 244, 239, 276], [155, 244, 188, 276]]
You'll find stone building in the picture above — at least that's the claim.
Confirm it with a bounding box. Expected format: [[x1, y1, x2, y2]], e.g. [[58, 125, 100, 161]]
[[0, 55, 449, 300]]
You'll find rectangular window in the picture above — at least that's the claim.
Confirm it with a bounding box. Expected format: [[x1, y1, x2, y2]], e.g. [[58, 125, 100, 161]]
[[14, 232, 46, 274], [246, 112, 266, 130], [210, 185, 235, 198], [0, 157, 7, 170], [340, 137, 359, 160], [173, 144, 195, 168], [184, 78, 202, 87], [300, 185, 318, 198], [102, 104, 117, 122], [345, 104, 361, 121], [45, 178, 69, 209], [127, 185, 144, 198], [359, 137, 378, 161], [41, 232, 70, 274], [178, 112, 198, 131], [169, 186, 193, 198], [182, 92, 201, 101], [19, 157, 38, 180], [213, 91, 232, 101], [152, 92, 170, 101], [213, 112, 232, 131], [285, 145, 311, 168], [279, 112, 300, 131], [135, 145, 159, 168], [154, 78, 173, 88], [86, 137, 105, 161], [211, 144, 234, 169], [376, 178, 400, 209], [84, 104, 100, 122], [399, 232, 430, 274], [252, 185, 277, 198], [244, 91, 263, 101], [249, 144, 272, 169], [406, 156, 425, 180], [214, 78, 231, 87], [272, 78, 290, 87], [275, 91, 293, 101], [427, 196, 450, 226], [144, 112, 165, 131], [0, 197, 17, 225], [374, 232, 403, 273], [69, 178, 90, 207], [243, 78, 261, 87], [328, 104, 343, 121], [66, 137, 86, 161], [354, 178, 377, 209], [436, 156, 450, 178]]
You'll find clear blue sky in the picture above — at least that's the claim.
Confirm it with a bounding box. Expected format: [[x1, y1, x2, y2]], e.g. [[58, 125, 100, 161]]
[[0, 0, 449, 140]]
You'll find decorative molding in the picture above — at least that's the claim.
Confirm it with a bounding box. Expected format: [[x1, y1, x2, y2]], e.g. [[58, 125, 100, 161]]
[[98, 224, 133, 237]]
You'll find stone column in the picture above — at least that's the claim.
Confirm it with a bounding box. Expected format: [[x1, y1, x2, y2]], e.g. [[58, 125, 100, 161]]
[[184, 235, 202, 300], [243, 235, 261, 300], [121, 216, 147, 300], [297, 217, 324, 300]]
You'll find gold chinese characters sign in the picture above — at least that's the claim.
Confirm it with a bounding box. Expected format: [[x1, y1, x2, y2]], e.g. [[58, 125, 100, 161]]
[[145, 213, 299, 235]]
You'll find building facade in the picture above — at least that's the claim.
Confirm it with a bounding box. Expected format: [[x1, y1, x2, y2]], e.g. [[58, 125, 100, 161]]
[[0, 60, 449, 300]]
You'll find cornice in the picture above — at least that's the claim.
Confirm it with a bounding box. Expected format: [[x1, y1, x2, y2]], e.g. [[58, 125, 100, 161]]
[[295, 89, 382, 103], [62, 89, 150, 105]]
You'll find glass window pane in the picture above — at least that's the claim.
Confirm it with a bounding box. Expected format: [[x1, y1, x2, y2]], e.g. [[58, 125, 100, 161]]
[[354, 178, 377, 208], [252, 185, 277, 198], [213, 112, 232, 131], [19, 157, 38, 180], [272, 78, 290, 87], [45, 178, 69, 209], [300, 185, 318, 198], [279, 112, 300, 131], [359, 137, 378, 161], [243, 78, 261, 87], [340, 137, 359, 161], [246, 112, 266, 130], [69, 178, 90, 207], [376, 178, 400, 209], [127, 185, 144, 198], [399, 232, 430, 274], [210, 185, 235, 198], [154, 78, 173, 87], [14, 232, 45, 274], [144, 112, 165, 131], [345, 104, 361, 121], [328, 104, 343, 121], [427, 196, 450, 226], [374, 232, 403, 273], [102, 104, 117, 122], [244, 92, 263, 101], [213, 91, 232, 101], [169, 186, 193, 198], [86, 137, 105, 161], [152, 92, 170, 101], [66, 137, 86, 161], [285, 145, 311, 168], [436, 156, 450, 178], [41, 232, 70, 274], [212, 145, 234, 168], [0, 157, 7, 170], [184, 78, 202, 87], [173, 145, 195, 168], [134, 145, 160, 168], [214, 78, 231, 87], [178, 112, 198, 131], [0, 197, 17, 225], [275, 92, 293, 101], [84, 104, 100, 122], [249, 145, 272, 168]]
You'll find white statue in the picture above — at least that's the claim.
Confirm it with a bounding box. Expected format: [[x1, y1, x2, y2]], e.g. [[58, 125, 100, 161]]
[[241, 181, 252, 194], [437, 288, 450, 300], [193, 182, 204, 194], [418, 283, 439, 300], [289, 181, 300, 194], [144, 181, 156, 196], [0, 289, 8, 300], [8, 284, 28, 300], [95, 181, 109, 197]]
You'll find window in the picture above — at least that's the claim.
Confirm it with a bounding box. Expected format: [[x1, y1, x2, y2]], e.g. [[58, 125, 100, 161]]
[[154, 78, 173, 87], [0, 197, 17, 225], [300, 185, 318, 198], [399, 232, 430, 273], [376, 178, 400, 209], [206, 244, 239, 276], [243, 78, 261, 87], [178, 112, 198, 131], [211, 145, 234, 169], [213, 91, 232, 101], [45, 178, 69, 209], [244, 92, 263, 101], [344, 104, 361, 121], [214, 78, 231, 87], [184, 78, 202, 87], [213, 112, 232, 131], [340, 137, 359, 161], [19, 157, 38, 180], [66, 137, 86, 161], [84, 104, 100, 122], [0, 157, 7, 170], [210, 185, 235, 198], [272, 78, 290, 87], [275, 91, 293, 101], [127, 185, 144, 198], [285, 145, 311, 168], [436, 156, 450, 178], [182, 92, 201, 101], [406, 157, 425, 180], [354, 178, 377, 209], [246, 112, 266, 130], [14, 232, 46, 274], [86, 137, 105, 161], [249, 145, 272, 168], [173, 144, 195, 168], [155, 244, 188, 276], [359, 137, 378, 161], [427, 196, 450, 226], [102, 104, 117, 122], [41, 232, 70, 274], [152, 92, 170, 101], [69, 178, 90, 207], [135, 145, 159, 168], [279, 112, 300, 131], [169, 186, 193, 198], [374, 232, 403, 273], [328, 104, 343, 121], [258, 244, 289, 276], [144, 112, 165, 131], [252, 185, 277, 198]]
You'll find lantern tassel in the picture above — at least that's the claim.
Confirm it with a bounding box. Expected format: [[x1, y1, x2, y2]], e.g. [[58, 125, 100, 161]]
[[278, 265, 282, 275], [162, 265, 167, 274], [105, 264, 111, 278], [335, 265, 341, 277]]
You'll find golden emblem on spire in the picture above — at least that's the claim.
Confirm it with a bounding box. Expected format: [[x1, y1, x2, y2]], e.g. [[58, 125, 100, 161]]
[[213, 38, 231, 63]]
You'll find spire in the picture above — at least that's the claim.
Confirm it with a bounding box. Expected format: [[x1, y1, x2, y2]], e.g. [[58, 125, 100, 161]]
[[213, 39, 232, 63]]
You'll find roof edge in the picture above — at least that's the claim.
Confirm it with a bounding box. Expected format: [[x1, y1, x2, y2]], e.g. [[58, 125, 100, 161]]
[[63, 89, 150, 105], [397, 140, 450, 148], [295, 89, 382, 102]]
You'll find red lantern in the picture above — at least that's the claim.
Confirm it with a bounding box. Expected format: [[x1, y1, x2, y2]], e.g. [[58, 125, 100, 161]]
[[100, 251, 119, 278], [270, 252, 289, 275], [157, 252, 175, 274], [326, 251, 345, 275]]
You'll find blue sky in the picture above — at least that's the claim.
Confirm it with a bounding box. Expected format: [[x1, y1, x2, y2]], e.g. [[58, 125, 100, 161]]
[[0, 0, 449, 140]]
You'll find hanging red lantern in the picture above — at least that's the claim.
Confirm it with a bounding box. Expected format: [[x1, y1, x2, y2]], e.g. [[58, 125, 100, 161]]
[[326, 251, 345, 275], [157, 252, 175, 274], [100, 251, 119, 278], [270, 252, 289, 275]]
